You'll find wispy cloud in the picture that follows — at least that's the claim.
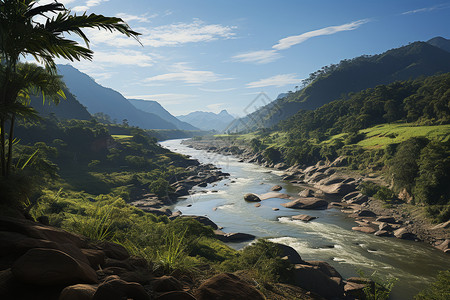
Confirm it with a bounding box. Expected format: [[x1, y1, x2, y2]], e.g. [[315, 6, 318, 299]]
[[232, 50, 281, 64], [73, 0, 109, 13], [198, 87, 237, 92], [115, 13, 158, 23], [142, 19, 236, 47], [83, 19, 236, 48], [233, 19, 369, 65], [92, 50, 156, 67], [273, 19, 369, 50], [246, 74, 301, 88], [401, 4, 450, 15], [144, 63, 231, 85]]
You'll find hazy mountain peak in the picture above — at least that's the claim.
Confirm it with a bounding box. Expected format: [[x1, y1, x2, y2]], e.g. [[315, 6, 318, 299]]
[[177, 110, 235, 132]]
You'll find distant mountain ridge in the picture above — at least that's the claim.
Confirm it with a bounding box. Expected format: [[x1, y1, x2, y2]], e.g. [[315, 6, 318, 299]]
[[427, 36, 450, 52], [128, 99, 198, 130], [230, 40, 450, 132], [177, 110, 235, 132], [31, 89, 91, 120], [57, 65, 178, 130]]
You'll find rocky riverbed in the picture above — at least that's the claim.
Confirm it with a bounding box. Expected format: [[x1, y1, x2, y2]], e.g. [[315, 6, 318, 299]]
[[181, 138, 449, 254]]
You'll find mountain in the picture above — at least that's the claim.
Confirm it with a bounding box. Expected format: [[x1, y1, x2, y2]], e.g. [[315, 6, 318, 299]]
[[31, 89, 91, 120], [427, 36, 450, 52], [230, 41, 450, 132], [128, 99, 198, 130], [57, 65, 177, 130], [177, 110, 235, 132]]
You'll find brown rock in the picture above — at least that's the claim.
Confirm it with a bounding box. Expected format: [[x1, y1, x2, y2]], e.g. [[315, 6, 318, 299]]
[[374, 230, 391, 237], [243, 193, 261, 202], [272, 208, 279, 211], [152, 276, 183, 293], [292, 264, 343, 299], [393, 228, 417, 240], [81, 249, 106, 269], [281, 198, 328, 210], [195, 273, 264, 300], [305, 261, 342, 279], [375, 216, 397, 224], [59, 284, 98, 300], [292, 214, 317, 222], [434, 239, 450, 253], [298, 189, 315, 197], [180, 216, 219, 230], [275, 243, 303, 264], [271, 185, 282, 191], [97, 241, 129, 260], [155, 291, 196, 300], [214, 231, 255, 243], [93, 276, 149, 300], [12, 248, 98, 285], [254, 203, 261, 207]]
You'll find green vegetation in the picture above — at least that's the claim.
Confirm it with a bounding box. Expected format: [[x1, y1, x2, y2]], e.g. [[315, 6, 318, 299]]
[[358, 270, 397, 300], [0, 0, 140, 178], [415, 270, 450, 300]]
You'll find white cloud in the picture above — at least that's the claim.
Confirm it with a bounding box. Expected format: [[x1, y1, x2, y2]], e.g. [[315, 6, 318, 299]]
[[115, 13, 157, 23], [246, 74, 301, 88], [402, 4, 449, 15], [141, 19, 236, 47], [198, 87, 237, 92], [92, 50, 156, 67], [144, 63, 231, 85], [232, 50, 281, 64], [73, 0, 109, 13], [273, 19, 369, 50]]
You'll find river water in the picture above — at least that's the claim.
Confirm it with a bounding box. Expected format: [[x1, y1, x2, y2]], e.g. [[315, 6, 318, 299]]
[[161, 139, 449, 299]]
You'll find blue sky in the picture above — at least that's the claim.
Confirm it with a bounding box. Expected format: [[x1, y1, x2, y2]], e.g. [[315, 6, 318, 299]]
[[44, 0, 450, 116]]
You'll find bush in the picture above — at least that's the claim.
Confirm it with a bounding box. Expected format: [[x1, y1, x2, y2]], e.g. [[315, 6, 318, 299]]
[[415, 270, 450, 300]]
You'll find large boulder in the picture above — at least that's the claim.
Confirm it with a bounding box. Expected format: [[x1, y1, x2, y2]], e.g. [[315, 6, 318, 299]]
[[292, 214, 317, 222], [275, 243, 303, 264], [92, 276, 149, 300], [12, 248, 98, 285], [281, 198, 328, 210], [393, 228, 417, 240], [59, 284, 98, 300], [292, 264, 343, 299], [214, 231, 255, 243], [305, 261, 342, 279], [298, 189, 314, 197], [180, 216, 219, 230], [271, 185, 282, 191], [97, 241, 129, 260], [243, 193, 261, 202], [316, 182, 357, 196], [352, 226, 377, 234], [195, 273, 265, 300]]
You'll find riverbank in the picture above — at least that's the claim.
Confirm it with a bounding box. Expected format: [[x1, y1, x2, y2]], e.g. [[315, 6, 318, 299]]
[[181, 137, 449, 254]]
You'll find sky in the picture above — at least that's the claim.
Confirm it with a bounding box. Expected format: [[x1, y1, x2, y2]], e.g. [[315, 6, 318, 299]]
[[39, 0, 450, 116]]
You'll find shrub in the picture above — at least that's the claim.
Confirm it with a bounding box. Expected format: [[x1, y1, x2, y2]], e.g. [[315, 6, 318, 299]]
[[415, 270, 450, 300]]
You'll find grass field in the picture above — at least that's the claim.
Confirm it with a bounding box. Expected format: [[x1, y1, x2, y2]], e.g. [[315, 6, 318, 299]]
[[111, 134, 133, 141], [356, 124, 450, 149]]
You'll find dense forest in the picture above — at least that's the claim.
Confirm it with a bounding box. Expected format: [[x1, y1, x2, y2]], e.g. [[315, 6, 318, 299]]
[[244, 73, 450, 222]]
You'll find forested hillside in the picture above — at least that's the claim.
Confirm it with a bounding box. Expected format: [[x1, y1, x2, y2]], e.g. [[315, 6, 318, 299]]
[[231, 41, 450, 132]]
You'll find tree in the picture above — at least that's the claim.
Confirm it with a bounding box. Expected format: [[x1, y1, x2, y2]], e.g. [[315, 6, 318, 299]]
[[0, 0, 140, 177]]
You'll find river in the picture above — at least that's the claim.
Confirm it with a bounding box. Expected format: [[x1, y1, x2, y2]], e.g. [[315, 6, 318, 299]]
[[160, 139, 449, 299]]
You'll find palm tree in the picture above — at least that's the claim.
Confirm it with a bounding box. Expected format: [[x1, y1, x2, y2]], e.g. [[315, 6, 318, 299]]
[[0, 0, 141, 177]]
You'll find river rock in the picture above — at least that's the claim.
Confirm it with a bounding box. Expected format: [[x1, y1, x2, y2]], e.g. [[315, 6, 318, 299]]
[[430, 220, 450, 230], [281, 198, 328, 210], [274, 163, 288, 170], [316, 182, 357, 196], [60, 284, 98, 300], [243, 193, 261, 202], [374, 230, 392, 237], [292, 264, 343, 299], [254, 203, 261, 207], [329, 156, 348, 167], [298, 189, 314, 197], [393, 228, 417, 240], [93, 276, 149, 300], [375, 216, 397, 224], [195, 273, 265, 300], [306, 261, 342, 279], [356, 210, 377, 218], [346, 194, 368, 204], [152, 275, 183, 292], [275, 243, 303, 264], [271, 185, 282, 191], [214, 231, 255, 243], [352, 226, 377, 234], [434, 239, 450, 253], [12, 248, 98, 285], [155, 291, 196, 300], [180, 216, 218, 230], [292, 214, 317, 222]]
